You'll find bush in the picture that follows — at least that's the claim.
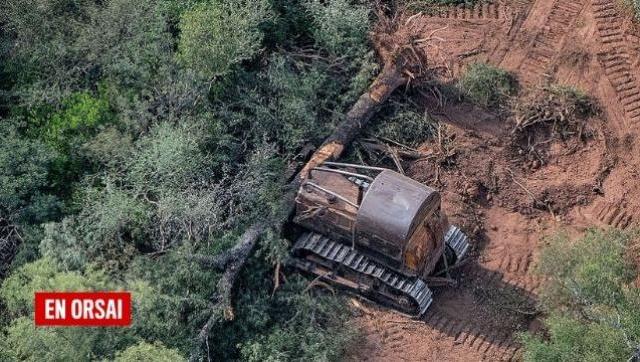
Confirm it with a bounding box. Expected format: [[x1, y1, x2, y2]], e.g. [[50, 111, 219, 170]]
[[369, 100, 438, 148], [0, 124, 61, 223], [521, 315, 629, 361], [521, 229, 640, 362], [458, 63, 518, 108], [303, 0, 370, 56], [114, 342, 186, 362], [178, 0, 272, 78]]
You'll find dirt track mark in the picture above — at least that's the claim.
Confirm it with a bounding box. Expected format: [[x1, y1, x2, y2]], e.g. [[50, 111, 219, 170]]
[[430, 3, 509, 20], [519, 0, 587, 78], [593, 200, 639, 229], [592, 0, 640, 125], [497, 253, 533, 275], [424, 308, 521, 361]]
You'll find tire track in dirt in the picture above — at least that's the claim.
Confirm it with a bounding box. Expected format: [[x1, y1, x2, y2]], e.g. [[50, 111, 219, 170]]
[[430, 3, 508, 20], [424, 311, 522, 361], [349, 1, 630, 360], [518, 0, 587, 78], [592, 200, 639, 229], [592, 0, 640, 126]]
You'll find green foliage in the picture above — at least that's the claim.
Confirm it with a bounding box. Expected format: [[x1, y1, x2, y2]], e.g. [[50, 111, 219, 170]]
[[303, 0, 370, 56], [541, 84, 597, 119], [114, 341, 186, 362], [221, 54, 334, 154], [2, 0, 173, 105], [521, 230, 640, 362], [521, 315, 629, 362], [369, 100, 438, 148], [512, 84, 598, 136], [536, 230, 634, 308], [48, 92, 110, 141], [0, 257, 110, 318], [178, 0, 272, 78], [0, 124, 61, 223], [458, 62, 518, 108], [127, 122, 212, 192], [224, 271, 358, 361], [1, 0, 371, 360], [0, 258, 139, 361], [35, 91, 113, 151], [622, 0, 640, 21]]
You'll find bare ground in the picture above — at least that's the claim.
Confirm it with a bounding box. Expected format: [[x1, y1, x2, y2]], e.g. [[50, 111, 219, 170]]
[[347, 1, 640, 360]]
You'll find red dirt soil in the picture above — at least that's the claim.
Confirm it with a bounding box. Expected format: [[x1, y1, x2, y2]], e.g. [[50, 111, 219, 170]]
[[346, 1, 640, 361]]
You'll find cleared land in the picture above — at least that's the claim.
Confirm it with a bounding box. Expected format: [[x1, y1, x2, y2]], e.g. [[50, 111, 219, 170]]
[[348, 1, 640, 360]]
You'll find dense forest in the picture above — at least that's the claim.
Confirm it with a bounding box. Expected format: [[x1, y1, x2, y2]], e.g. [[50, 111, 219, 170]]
[[0, 0, 378, 360], [2, 0, 640, 361]]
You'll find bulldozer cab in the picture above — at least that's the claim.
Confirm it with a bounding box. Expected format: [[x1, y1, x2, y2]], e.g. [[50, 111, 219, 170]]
[[294, 163, 447, 278]]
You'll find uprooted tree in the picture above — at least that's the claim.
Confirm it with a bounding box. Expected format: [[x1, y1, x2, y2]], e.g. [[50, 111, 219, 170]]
[[189, 9, 446, 360]]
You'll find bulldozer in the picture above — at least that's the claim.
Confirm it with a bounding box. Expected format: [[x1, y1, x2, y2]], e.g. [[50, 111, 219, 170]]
[[287, 161, 469, 317]]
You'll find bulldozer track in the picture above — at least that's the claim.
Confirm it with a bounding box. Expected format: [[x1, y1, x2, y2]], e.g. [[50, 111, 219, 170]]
[[428, 3, 510, 20], [291, 232, 434, 316], [593, 200, 639, 229], [592, 0, 640, 125], [471, 264, 540, 294], [518, 0, 586, 78], [497, 253, 533, 275], [423, 311, 521, 361], [476, 250, 540, 290]]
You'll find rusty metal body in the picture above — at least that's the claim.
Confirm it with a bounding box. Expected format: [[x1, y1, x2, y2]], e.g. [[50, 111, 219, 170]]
[[290, 163, 468, 316]]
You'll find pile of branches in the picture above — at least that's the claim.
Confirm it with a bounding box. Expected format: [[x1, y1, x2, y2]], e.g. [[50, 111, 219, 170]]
[[511, 85, 598, 139]]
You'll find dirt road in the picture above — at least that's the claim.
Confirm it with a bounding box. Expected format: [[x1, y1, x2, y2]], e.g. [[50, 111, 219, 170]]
[[348, 1, 640, 360]]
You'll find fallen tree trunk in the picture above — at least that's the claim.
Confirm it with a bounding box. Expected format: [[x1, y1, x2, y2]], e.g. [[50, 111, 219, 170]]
[[296, 60, 406, 184], [190, 52, 411, 362]]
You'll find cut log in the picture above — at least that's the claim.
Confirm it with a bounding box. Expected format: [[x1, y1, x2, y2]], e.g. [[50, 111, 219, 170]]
[[297, 61, 406, 183]]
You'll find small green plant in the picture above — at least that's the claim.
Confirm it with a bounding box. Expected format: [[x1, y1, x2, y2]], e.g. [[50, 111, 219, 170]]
[[458, 63, 518, 108]]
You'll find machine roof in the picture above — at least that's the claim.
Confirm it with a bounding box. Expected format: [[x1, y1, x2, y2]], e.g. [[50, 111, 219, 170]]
[[355, 170, 439, 246]]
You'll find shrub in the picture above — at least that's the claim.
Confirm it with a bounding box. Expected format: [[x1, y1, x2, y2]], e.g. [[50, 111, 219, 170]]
[[0, 258, 138, 361], [303, 0, 370, 56], [114, 342, 186, 362], [178, 0, 272, 79], [521, 229, 640, 362], [216, 53, 337, 154], [369, 100, 438, 148], [42, 91, 113, 151], [521, 315, 629, 361], [0, 124, 61, 223], [458, 62, 518, 108]]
